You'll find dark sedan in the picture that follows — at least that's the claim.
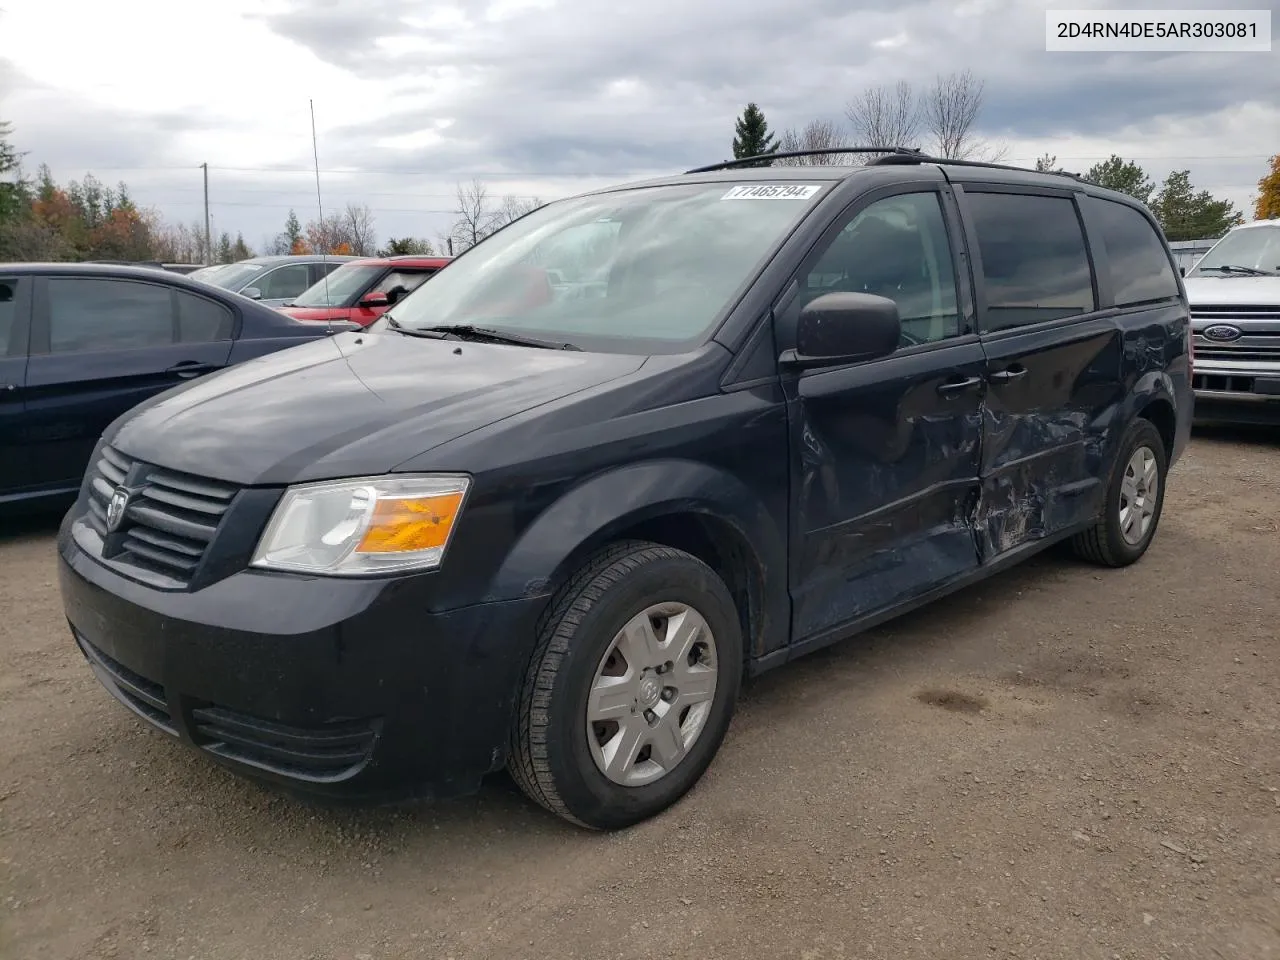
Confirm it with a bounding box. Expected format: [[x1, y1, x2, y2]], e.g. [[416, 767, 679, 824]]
[[0, 263, 356, 514]]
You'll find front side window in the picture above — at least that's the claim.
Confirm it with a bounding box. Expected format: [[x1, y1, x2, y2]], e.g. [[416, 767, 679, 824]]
[[378, 269, 434, 296], [798, 191, 962, 346], [47, 278, 175, 353], [379, 181, 830, 352], [1089, 198, 1180, 306], [1187, 224, 1280, 277], [967, 192, 1096, 331]]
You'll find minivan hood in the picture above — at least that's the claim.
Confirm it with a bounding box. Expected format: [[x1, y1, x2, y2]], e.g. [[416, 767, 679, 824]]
[[109, 331, 646, 486], [1184, 275, 1280, 305]]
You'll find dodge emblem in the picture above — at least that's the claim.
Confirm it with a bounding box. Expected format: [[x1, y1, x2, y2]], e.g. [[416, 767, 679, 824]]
[[105, 487, 130, 532]]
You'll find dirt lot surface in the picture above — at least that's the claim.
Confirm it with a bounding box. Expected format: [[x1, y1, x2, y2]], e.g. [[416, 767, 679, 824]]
[[2, 427, 1278, 960]]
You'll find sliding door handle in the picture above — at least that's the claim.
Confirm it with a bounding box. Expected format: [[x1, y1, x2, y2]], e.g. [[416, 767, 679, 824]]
[[988, 365, 1027, 384]]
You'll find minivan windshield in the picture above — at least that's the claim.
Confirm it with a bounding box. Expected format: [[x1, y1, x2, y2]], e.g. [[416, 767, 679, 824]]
[[1187, 224, 1280, 277], [376, 181, 828, 351], [291, 263, 385, 307]]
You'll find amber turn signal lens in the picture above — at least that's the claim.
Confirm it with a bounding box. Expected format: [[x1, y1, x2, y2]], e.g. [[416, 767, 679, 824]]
[[355, 491, 464, 554]]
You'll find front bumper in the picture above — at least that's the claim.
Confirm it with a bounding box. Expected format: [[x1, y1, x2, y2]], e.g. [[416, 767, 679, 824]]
[[1192, 360, 1280, 424], [58, 524, 547, 802]]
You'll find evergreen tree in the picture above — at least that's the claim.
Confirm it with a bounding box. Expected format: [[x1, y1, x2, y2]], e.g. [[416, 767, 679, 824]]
[[1082, 155, 1156, 206], [732, 103, 778, 166], [1151, 170, 1243, 241], [231, 232, 252, 260], [217, 231, 234, 263], [284, 209, 302, 247]]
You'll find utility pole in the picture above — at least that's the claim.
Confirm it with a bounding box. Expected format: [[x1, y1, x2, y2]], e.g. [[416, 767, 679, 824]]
[[201, 163, 211, 265]]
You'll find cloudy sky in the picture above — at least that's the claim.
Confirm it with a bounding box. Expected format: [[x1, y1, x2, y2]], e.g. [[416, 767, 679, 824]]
[[1, 0, 1277, 253]]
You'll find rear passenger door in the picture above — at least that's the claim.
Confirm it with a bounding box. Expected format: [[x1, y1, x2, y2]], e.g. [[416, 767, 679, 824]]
[[23, 276, 235, 492], [252, 263, 312, 305], [778, 184, 987, 642], [0, 274, 32, 497], [953, 184, 1115, 562]]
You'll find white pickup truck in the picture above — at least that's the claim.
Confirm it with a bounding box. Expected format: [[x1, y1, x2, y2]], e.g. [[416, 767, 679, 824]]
[[1182, 218, 1280, 424]]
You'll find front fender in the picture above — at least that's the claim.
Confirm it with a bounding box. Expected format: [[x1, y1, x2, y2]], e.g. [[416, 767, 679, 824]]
[[485, 458, 789, 659]]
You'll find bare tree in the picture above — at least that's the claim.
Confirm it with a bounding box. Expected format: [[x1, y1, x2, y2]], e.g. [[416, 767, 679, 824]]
[[495, 194, 542, 227], [449, 179, 502, 252], [341, 203, 377, 256], [773, 119, 855, 165], [923, 70, 1005, 160], [845, 81, 921, 151]]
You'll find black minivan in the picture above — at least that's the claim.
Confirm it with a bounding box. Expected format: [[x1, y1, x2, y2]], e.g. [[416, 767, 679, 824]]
[[58, 151, 1193, 829]]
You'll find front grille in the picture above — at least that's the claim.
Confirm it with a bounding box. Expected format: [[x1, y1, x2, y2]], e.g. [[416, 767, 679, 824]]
[[85, 446, 240, 586], [1191, 304, 1280, 323], [191, 706, 379, 782], [76, 631, 177, 735]]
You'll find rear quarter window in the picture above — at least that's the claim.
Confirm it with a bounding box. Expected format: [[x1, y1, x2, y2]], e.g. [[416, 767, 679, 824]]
[[1087, 197, 1181, 306]]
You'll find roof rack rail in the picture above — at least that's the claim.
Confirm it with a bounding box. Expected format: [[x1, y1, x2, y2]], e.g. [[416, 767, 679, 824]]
[[866, 152, 1086, 182], [685, 147, 925, 174]]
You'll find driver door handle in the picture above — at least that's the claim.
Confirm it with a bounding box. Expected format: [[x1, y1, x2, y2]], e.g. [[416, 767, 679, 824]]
[[988, 364, 1028, 384], [937, 375, 983, 396], [166, 361, 218, 379]]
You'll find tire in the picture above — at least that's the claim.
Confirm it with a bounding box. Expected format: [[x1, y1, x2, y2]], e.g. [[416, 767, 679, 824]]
[[1070, 417, 1168, 567], [508, 540, 744, 830]]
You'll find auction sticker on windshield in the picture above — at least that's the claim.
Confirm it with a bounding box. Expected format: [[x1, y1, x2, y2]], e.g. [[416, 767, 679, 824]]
[[721, 184, 822, 200]]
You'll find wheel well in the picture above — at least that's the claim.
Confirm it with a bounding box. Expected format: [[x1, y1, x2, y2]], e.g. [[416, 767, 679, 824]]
[[1138, 398, 1176, 456], [557, 514, 765, 661]]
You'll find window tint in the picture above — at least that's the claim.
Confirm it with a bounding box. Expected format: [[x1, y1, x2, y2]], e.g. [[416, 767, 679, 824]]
[[48, 278, 174, 353], [176, 290, 234, 342], [256, 264, 311, 300], [800, 191, 962, 345], [0, 279, 16, 355], [1091, 199, 1180, 305], [967, 192, 1095, 331]]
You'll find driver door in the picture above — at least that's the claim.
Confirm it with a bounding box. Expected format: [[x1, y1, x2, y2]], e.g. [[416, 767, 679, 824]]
[[777, 185, 988, 644]]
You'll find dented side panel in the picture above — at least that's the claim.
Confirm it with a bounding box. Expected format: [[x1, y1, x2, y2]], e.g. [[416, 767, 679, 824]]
[[974, 316, 1124, 558], [786, 340, 986, 640]]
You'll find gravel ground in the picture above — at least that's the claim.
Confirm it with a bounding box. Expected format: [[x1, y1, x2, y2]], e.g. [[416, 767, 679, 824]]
[[2, 426, 1278, 960]]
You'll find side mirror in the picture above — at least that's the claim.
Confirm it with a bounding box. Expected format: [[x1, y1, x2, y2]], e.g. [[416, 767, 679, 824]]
[[783, 292, 901, 368], [1179, 266, 1187, 277], [242, 287, 263, 300], [384, 285, 409, 305], [359, 291, 390, 307]]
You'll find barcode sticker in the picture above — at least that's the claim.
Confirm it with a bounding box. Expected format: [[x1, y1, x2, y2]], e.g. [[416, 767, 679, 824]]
[[721, 184, 822, 200]]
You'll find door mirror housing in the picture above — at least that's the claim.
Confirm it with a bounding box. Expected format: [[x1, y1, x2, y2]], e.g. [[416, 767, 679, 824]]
[[242, 287, 263, 300], [782, 292, 901, 368], [359, 291, 390, 307], [1179, 266, 1186, 277]]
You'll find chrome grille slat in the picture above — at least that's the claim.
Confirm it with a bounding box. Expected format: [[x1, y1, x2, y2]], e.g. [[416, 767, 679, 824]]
[[81, 445, 240, 587]]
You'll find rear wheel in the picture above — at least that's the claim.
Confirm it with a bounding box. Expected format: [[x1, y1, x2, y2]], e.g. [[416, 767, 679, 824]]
[[508, 541, 743, 830], [1070, 417, 1167, 567]]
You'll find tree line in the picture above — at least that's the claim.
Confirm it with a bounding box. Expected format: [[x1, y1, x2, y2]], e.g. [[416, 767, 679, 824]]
[[0, 119, 543, 265], [731, 79, 1278, 242]]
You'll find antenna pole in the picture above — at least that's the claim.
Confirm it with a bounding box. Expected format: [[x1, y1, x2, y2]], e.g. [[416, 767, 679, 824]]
[[309, 99, 333, 333], [201, 163, 211, 265]]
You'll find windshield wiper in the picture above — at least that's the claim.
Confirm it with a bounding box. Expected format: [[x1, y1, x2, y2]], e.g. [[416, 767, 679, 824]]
[[406, 324, 581, 350], [1198, 264, 1276, 276]]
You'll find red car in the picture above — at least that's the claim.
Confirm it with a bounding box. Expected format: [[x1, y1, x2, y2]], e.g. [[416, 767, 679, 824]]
[[277, 255, 452, 326]]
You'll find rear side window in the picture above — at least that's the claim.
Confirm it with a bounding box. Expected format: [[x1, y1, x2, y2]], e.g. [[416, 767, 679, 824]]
[[1089, 198, 1180, 305], [0, 279, 16, 355], [967, 192, 1096, 331], [176, 290, 234, 342], [47, 278, 174, 353], [255, 264, 311, 300]]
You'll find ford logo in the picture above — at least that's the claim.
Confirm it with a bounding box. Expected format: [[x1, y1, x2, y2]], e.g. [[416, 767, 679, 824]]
[[1202, 324, 1243, 342]]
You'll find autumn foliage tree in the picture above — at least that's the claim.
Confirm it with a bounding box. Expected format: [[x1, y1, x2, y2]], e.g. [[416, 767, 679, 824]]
[[1256, 155, 1280, 221]]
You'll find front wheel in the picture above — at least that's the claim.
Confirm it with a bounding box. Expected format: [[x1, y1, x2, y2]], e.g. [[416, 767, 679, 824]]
[[508, 541, 744, 830], [1070, 417, 1168, 567]]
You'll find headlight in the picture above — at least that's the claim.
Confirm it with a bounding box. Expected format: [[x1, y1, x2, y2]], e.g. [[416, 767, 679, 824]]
[[250, 474, 470, 576]]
